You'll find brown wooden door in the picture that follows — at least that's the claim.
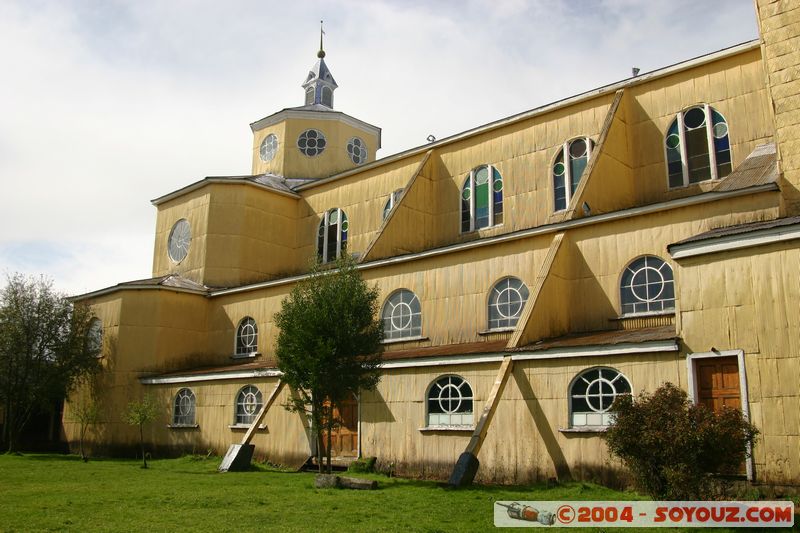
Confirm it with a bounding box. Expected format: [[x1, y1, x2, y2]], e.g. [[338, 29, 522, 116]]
[[322, 396, 359, 458], [696, 356, 741, 411]]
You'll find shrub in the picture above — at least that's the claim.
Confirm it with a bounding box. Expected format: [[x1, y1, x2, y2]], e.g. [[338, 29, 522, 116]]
[[603, 383, 758, 500], [347, 456, 377, 474]]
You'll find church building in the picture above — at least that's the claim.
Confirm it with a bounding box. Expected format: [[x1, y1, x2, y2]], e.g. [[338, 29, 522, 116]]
[[67, 2, 800, 489]]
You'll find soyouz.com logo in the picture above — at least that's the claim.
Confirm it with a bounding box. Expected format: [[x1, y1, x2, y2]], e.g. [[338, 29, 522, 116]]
[[493, 501, 795, 528]]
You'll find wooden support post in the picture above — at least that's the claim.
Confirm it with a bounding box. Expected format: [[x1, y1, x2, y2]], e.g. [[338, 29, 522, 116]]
[[219, 380, 285, 472], [241, 380, 285, 445], [449, 356, 514, 487]]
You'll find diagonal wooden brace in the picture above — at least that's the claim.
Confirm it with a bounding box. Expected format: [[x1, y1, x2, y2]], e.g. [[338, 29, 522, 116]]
[[241, 380, 285, 446]]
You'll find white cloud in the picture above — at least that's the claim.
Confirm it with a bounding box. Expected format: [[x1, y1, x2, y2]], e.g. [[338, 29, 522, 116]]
[[0, 0, 759, 294]]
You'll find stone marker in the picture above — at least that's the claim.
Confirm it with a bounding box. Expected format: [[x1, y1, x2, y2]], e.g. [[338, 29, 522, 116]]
[[314, 474, 341, 488], [314, 474, 378, 490], [218, 444, 255, 472], [448, 452, 479, 488]]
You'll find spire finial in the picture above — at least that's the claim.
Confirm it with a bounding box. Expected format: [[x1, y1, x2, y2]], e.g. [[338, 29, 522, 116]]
[[317, 20, 325, 58]]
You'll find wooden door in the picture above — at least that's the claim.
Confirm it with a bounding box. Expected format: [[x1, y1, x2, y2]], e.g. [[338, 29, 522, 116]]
[[696, 356, 741, 411], [322, 396, 358, 458]]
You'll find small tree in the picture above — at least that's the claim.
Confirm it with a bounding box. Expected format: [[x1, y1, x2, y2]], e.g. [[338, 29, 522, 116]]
[[0, 274, 101, 452], [125, 395, 158, 469], [69, 395, 101, 462], [274, 256, 383, 474], [604, 382, 758, 499]]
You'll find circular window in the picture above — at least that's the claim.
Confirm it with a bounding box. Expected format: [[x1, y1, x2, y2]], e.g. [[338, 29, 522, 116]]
[[298, 129, 327, 157], [167, 219, 191, 263], [427, 375, 474, 427], [259, 133, 279, 162], [347, 137, 367, 165], [683, 107, 706, 129], [570, 367, 631, 427]]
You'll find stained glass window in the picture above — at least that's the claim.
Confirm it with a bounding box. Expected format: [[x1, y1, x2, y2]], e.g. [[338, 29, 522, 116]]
[[382, 189, 404, 220], [666, 105, 731, 188], [259, 134, 279, 162], [553, 137, 594, 212], [347, 137, 367, 165], [298, 129, 326, 157], [461, 165, 503, 232]]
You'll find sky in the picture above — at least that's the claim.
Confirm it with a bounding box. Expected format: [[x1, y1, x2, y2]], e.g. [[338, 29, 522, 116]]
[[0, 0, 760, 296]]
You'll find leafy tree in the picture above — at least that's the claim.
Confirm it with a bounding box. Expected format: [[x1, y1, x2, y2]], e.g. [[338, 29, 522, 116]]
[[604, 382, 758, 499], [125, 395, 158, 469], [274, 256, 383, 474], [0, 274, 100, 452], [69, 395, 101, 462]]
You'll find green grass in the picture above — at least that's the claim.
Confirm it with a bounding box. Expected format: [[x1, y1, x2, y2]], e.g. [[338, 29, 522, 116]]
[[0, 454, 795, 532]]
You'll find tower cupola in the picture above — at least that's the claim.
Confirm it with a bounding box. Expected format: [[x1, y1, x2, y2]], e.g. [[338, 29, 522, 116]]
[[301, 22, 338, 108]]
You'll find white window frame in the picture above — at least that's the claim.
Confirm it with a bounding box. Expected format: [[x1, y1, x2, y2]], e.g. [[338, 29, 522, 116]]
[[486, 276, 529, 331], [234, 317, 259, 358], [234, 385, 263, 426], [318, 208, 346, 263], [568, 366, 631, 429], [618, 255, 676, 316], [553, 137, 593, 212], [381, 289, 423, 341], [425, 374, 474, 428], [461, 164, 502, 233], [172, 388, 197, 427], [383, 189, 404, 220], [665, 104, 728, 189], [685, 349, 753, 481]]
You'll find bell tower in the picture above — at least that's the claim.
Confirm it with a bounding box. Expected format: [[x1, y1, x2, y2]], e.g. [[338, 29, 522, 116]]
[[301, 21, 338, 108]]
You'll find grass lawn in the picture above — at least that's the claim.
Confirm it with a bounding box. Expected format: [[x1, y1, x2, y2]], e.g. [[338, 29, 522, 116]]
[[0, 454, 795, 532]]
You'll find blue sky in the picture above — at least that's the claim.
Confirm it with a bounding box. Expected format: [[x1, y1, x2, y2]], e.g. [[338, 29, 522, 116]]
[[0, 0, 759, 295]]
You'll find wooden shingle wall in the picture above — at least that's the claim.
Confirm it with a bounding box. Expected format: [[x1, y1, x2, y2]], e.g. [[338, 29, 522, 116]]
[[757, 0, 800, 214], [677, 242, 800, 486]]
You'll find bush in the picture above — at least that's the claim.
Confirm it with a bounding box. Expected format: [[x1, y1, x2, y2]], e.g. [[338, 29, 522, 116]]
[[603, 383, 758, 500], [347, 456, 377, 474]]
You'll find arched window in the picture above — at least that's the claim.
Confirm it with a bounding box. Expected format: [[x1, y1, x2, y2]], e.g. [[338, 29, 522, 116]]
[[569, 367, 631, 427], [87, 318, 103, 356], [620, 256, 675, 315], [461, 165, 503, 232], [382, 289, 422, 340], [427, 375, 474, 427], [666, 104, 731, 188], [321, 86, 333, 107], [317, 208, 348, 263], [382, 189, 404, 220], [488, 277, 530, 330], [235, 317, 258, 357], [553, 137, 594, 212], [305, 86, 315, 106], [235, 385, 262, 425], [173, 388, 196, 426]]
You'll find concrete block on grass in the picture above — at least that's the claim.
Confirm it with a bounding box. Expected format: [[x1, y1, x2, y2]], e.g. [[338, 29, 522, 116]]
[[218, 444, 254, 472]]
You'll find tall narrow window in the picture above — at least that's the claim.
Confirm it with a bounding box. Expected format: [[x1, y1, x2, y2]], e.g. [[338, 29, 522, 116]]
[[488, 277, 530, 330], [427, 375, 474, 427], [305, 87, 315, 106], [87, 318, 103, 356], [461, 165, 503, 232], [235, 317, 258, 357], [321, 86, 333, 107], [317, 208, 348, 263], [235, 385, 262, 425], [173, 389, 196, 426], [382, 189, 404, 220], [620, 256, 675, 315], [553, 137, 594, 212], [569, 367, 631, 427], [666, 105, 731, 188], [382, 289, 422, 340]]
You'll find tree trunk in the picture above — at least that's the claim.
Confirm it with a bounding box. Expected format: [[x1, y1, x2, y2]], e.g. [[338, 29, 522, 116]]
[[79, 424, 87, 461], [326, 407, 333, 475], [313, 400, 323, 474], [139, 423, 147, 468]]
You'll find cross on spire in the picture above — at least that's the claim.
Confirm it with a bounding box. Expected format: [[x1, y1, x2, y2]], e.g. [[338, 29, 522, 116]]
[[318, 20, 325, 59]]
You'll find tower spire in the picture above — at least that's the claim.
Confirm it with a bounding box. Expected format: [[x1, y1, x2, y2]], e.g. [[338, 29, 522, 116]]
[[318, 20, 325, 59], [302, 21, 337, 108]]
